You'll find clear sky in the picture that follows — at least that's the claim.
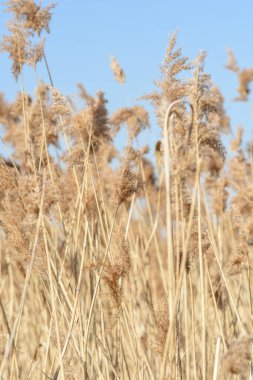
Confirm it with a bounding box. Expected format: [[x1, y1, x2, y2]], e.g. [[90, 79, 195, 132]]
[[1, 0, 253, 151]]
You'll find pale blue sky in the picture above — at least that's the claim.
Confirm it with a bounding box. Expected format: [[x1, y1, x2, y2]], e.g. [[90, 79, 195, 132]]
[[1, 0, 253, 151]]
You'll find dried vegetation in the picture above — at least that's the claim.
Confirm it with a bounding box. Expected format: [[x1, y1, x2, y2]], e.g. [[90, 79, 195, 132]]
[[0, 2, 253, 379]]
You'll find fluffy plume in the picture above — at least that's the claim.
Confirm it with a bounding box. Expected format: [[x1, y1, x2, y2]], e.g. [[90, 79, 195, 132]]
[[71, 90, 111, 153], [0, 25, 44, 79], [111, 105, 150, 138], [112, 146, 145, 207], [236, 68, 253, 101], [4, 0, 55, 36], [143, 32, 192, 127], [225, 48, 239, 72], [225, 49, 253, 101], [110, 56, 126, 84]]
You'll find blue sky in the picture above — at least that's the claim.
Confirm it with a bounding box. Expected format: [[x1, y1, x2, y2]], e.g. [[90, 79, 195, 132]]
[[1, 0, 253, 152]]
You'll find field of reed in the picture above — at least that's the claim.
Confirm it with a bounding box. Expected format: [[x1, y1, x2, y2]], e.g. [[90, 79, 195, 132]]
[[0, 1, 253, 379]]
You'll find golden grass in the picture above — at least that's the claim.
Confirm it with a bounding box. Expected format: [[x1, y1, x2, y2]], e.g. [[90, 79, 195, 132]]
[[0, 2, 253, 379]]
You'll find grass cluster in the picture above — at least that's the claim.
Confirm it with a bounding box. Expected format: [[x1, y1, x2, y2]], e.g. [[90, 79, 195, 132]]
[[0, 1, 253, 379]]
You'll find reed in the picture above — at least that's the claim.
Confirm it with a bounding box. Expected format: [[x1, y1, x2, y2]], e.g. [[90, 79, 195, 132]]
[[0, 1, 253, 379]]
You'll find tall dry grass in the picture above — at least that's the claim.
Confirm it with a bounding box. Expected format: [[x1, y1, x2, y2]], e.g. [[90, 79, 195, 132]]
[[0, 1, 253, 379]]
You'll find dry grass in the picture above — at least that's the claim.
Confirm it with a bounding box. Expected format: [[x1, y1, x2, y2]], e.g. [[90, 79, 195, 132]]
[[0, 2, 253, 379]]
